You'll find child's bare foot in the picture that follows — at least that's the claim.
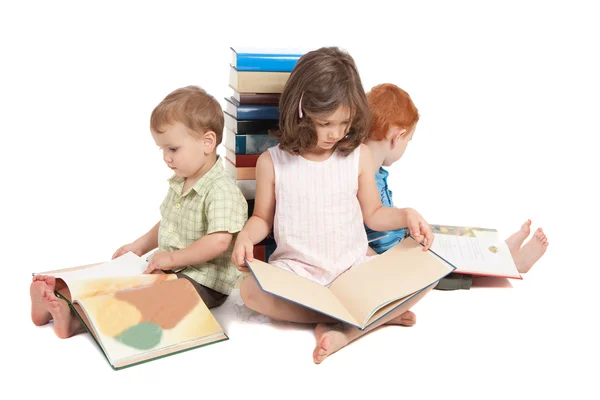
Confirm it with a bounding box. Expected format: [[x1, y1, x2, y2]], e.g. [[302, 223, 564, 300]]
[[513, 228, 548, 273], [387, 310, 416, 326], [505, 219, 531, 256], [30, 275, 56, 326], [313, 323, 350, 364], [42, 287, 83, 338]]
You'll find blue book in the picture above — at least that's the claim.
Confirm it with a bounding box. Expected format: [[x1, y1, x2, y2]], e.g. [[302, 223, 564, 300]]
[[230, 47, 310, 72], [224, 97, 280, 120], [224, 128, 279, 155]]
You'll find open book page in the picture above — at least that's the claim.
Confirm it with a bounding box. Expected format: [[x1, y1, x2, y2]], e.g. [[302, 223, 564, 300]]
[[36, 252, 154, 301], [67, 274, 177, 302], [38, 252, 149, 282], [246, 259, 359, 326], [429, 225, 521, 279], [330, 238, 456, 328], [75, 278, 225, 368]]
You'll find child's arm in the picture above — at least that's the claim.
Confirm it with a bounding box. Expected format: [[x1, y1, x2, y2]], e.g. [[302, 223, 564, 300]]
[[112, 221, 160, 259], [144, 232, 233, 274], [231, 151, 276, 268], [356, 144, 434, 250]]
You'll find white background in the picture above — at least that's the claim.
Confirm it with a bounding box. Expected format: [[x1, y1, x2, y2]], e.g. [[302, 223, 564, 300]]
[[2, 1, 598, 399]]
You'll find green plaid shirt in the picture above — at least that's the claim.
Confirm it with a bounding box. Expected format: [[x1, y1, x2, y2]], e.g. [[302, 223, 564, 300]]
[[158, 156, 248, 294]]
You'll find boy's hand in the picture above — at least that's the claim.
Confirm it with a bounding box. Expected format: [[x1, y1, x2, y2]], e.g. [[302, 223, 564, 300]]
[[144, 251, 175, 274], [405, 208, 434, 251], [232, 232, 254, 273], [112, 241, 145, 259]]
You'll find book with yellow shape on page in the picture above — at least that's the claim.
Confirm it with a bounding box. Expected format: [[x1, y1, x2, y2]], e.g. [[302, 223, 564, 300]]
[[244, 237, 456, 330], [429, 224, 522, 279], [34, 253, 228, 370]]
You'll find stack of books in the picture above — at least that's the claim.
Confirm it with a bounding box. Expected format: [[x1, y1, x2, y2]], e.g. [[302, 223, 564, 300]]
[[224, 47, 308, 262]]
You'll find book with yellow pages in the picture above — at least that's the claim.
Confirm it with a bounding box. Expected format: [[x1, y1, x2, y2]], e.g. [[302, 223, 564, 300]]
[[33, 252, 228, 370]]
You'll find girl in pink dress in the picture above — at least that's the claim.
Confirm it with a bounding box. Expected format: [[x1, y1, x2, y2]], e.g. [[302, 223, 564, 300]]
[[231, 47, 434, 364]]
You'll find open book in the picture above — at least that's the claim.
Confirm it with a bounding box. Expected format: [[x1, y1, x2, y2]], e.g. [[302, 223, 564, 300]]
[[34, 253, 228, 370], [429, 224, 522, 279], [244, 237, 456, 330]]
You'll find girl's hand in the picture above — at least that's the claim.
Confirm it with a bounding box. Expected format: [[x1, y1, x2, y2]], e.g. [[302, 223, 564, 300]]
[[231, 232, 254, 273], [405, 208, 434, 251]]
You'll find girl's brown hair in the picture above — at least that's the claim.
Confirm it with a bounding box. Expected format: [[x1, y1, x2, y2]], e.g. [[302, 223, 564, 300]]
[[271, 47, 370, 156]]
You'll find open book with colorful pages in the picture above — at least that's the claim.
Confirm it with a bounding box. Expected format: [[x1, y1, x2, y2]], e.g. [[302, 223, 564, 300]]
[[244, 237, 456, 330], [429, 224, 522, 279], [33, 252, 228, 370]]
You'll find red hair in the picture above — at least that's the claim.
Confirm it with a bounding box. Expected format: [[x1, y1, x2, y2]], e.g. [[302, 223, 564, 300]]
[[367, 83, 419, 141]]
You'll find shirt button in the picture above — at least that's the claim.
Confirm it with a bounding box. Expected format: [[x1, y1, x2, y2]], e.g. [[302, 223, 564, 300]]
[[175, 203, 181, 209], [168, 227, 174, 233]]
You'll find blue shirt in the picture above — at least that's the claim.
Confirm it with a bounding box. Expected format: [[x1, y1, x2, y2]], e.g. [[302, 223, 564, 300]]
[[365, 167, 406, 254]]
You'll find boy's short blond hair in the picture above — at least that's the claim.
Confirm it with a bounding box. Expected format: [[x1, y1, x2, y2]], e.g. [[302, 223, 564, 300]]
[[150, 85, 224, 144]]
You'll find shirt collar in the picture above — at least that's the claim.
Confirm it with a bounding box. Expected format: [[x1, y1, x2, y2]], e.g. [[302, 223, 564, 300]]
[[167, 156, 225, 197], [376, 166, 389, 180]]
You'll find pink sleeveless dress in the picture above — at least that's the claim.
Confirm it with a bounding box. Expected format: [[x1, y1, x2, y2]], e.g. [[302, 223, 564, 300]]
[[267, 145, 375, 286]]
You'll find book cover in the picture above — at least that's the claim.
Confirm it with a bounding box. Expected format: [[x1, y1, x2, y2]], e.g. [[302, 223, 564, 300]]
[[224, 97, 280, 120], [230, 47, 308, 72], [245, 238, 456, 330]]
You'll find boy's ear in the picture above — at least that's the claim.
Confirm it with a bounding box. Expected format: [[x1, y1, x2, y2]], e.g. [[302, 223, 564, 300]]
[[390, 128, 407, 147], [203, 130, 217, 152]]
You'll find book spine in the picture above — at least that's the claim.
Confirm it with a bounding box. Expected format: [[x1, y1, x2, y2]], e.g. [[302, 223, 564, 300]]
[[225, 159, 256, 180], [226, 149, 260, 167], [241, 134, 278, 154], [239, 92, 281, 105], [236, 180, 256, 200], [230, 68, 291, 94], [234, 54, 301, 72], [236, 105, 280, 120], [224, 112, 279, 135]]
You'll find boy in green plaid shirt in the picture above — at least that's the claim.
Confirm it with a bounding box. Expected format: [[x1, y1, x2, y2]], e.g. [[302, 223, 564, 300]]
[[112, 85, 249, 305], [30, 86, 248, 338]]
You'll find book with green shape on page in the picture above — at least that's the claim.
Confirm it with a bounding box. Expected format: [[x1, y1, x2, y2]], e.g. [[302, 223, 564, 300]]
[[33, 252, 228, 370], [244, 237, 456, 330]]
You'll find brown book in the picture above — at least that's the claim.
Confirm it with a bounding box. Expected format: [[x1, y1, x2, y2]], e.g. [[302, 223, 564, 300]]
[[232, 89, 281, 105], [229, 65, 290, 94], [225, 148, 259, 168], [245, 238, 455, 330], [33, 253, 228, 370]]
